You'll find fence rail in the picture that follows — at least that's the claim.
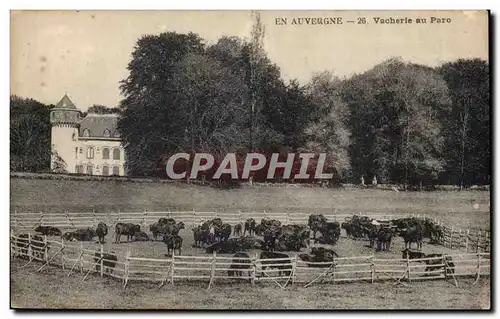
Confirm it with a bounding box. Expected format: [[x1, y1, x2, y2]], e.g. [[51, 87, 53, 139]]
[[10, 234, 490, 289]]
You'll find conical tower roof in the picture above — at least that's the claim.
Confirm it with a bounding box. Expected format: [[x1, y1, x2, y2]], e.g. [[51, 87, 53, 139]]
[[55, 94, 77, 109]]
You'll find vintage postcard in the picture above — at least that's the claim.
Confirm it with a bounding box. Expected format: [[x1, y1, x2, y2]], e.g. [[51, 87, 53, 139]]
[[10, 10, 490, 310]]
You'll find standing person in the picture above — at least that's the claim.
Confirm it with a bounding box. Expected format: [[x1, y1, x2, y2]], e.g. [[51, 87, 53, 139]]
[[372, 175, 378, 187]]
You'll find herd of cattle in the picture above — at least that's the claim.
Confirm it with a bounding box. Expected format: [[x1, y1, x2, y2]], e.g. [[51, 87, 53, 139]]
[[12, 214, 452, 278]]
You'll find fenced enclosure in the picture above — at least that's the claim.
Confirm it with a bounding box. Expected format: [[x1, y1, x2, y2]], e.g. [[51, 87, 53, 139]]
[[11, 234, 490, 290], [10, 209, 490, 253]]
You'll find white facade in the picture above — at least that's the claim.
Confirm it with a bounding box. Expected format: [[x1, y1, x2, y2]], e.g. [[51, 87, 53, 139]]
[[50, 94, 126, 176]]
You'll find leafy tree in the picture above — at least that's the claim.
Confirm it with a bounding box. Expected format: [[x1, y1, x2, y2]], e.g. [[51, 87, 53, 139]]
[[302, 71, 350, 181], [344, 58, 451, 187], [10, 95, 53, 172], [438, 59, 490, 187], [86, 104, 119, 115]]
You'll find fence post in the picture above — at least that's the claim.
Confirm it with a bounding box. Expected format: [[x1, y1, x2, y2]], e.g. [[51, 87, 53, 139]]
[[475, 252, 481, 282], [61, 237, 65, 270], [79, 242, 84, 273], [27, 233, 32, 261], [100, 244, 104, 277], [123, 249, 131, 288], [370, 254, 375, 283], [263, 210, 267, 220], [251, 252, 257, 285], [466, 229, 470, 252], [118, 209, 121, 225], [208, 251, 216, 290], [476, 231, 480, 253], [239, 210, 243, 225], [143, 210, 148, 231], [292, 254, 297, 285], [406, 252, 411, 283], [171, 250, 175, 285], [44, 235, 48, 264], [92, 207, 97, 228]]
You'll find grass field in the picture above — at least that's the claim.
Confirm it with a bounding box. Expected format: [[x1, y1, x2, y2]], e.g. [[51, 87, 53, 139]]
[[10, 260, 490, 309], [10, 177, 491, 229], [9, 176, 492, 309]]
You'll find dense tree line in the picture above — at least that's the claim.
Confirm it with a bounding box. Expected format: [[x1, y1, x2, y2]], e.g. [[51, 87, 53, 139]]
[[10, 96, 54, 172], [10, 18, 490, 188], [117, 26, 489, 187]]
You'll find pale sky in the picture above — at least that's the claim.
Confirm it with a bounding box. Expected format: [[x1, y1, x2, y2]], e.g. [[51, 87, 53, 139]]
[[11, 10, 488, 111]]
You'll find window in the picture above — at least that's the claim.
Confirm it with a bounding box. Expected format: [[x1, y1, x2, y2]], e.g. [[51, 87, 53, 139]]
[[102, 147, 110, 159], [75, 147, 78, 159], [86, 147, 95, 159], [83, 129, 90, 137], [79, 148, 83, 154], [102, 166, 109, 176], [87, 165, 94, 175], [112, 166, 120, 176], [103, 129, 111, 137], [75, 165, 84, 174], [113, 148, 121, 160], [113, 130, 121, 138]]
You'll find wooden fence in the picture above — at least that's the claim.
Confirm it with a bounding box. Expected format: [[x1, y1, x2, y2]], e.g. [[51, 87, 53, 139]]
[[10, 234, 490, 289], [11, 209, 434, 230], [11, 209, 490, 252]]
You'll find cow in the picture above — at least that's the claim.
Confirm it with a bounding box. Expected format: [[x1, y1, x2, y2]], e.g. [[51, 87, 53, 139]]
[[341, 222, 352, 239], [228, 252, 251, 281], [424, 253, 455, 276], [62, 228, 95, 242], [34, 226, 62, 236], [134, 231, 150, 241], [159, 218, 176, 226], [96, 222, 108, 244], [244, 218, 256, 236], [93, 251, 118, 275], [234, 223, 243, 237], [399, 226, 423, 250], [192, 226, 208, 248], [115, 223, 141, 243], [376, 227, 394, 252], [163, 222, 185, 237], [308, 214, 327, 239], [164, 235, 183, 256], [149, 222, 162, 241], [259, 251, 292, 277], [299, 247, 339, 268], [217, 224, 232, 242], [401, 248, 426, 260]]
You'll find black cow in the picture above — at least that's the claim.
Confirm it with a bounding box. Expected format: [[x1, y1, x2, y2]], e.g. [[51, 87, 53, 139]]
[[134, 231, 150, 241], [217, 224, 232, 242], [115, 223, 140, 243], [234, 223, 243, 237], [259, 251, 292, 277], [62, 228, 95, 242], [376, 227, 394, 252], [228, 252, 251, 282], [159, 218, 176, 226], [299, 247, 339, 268], [400, 226, 423, 250], [205, 240, 240, 254], [149, 222, 162, 241], [401, 248, 426, 260], [96, 222, 108, 244], [244, 218, 256, 236], [424, 253, 455, 276], [164, 235, 183, 256], [34, 226, 62, 236], [308, 214, 327, 239], [192, 225, 209, 248], [93, 251, 118, 275]]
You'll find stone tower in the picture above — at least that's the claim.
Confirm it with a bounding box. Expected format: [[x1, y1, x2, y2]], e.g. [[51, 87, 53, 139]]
[[50, 94, 81, 173]]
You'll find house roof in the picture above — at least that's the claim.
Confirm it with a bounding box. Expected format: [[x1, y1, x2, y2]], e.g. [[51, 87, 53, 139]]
[[79, 113, 120, 138], [55, 94, 77, 110]]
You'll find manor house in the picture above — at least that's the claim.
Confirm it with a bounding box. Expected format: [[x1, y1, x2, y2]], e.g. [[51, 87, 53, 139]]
[[50, 94, 126, 176]]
